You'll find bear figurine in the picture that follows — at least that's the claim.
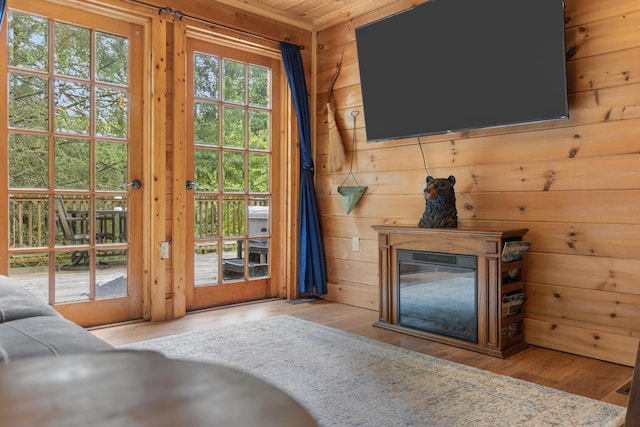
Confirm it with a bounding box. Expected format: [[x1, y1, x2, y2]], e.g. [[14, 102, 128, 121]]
[[418, 175, 458, 228]]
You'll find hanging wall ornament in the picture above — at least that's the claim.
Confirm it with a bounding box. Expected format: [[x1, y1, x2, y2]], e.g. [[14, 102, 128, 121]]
[[327, 50, 346, 172], [337, 110, 367, 214]]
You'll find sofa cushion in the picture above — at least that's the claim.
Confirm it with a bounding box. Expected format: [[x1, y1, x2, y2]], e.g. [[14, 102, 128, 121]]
[[0, 316, 113, 363], [0, 275, 60, 322]]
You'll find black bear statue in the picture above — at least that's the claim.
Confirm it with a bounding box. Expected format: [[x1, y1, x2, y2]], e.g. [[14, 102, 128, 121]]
[[418, 175, 458, 228]]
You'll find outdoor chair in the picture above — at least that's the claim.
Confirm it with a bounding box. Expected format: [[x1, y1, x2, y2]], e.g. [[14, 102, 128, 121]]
[[56, 196, 90, 268]]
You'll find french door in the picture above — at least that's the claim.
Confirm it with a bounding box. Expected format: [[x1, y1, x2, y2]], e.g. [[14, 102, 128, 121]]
[[2, 1, 144, 326], [185, 38, 283, 310]]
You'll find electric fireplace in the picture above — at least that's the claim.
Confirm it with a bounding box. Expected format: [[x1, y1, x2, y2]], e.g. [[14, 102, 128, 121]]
[[397, 250, 477, 342], [372, 225, 529, 358]]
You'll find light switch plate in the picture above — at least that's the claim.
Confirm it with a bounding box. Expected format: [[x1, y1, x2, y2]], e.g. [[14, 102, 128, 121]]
[[160, 241, 170, 259], [352, 237, 360, 252]]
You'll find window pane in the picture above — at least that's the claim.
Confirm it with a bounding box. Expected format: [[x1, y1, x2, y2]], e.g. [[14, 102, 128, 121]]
[[248, 109, 269, 150], [96, 32, 128, 85], [222, 59, 245, 104], [55, 22, 90, 79], [194, 195, 218, 238], [55, 80, 90, 134], [194, 53, 218, 100], [9, 73, 49, 130], [96, 87, 128, 138], [93, 208, 126, 244], [222, 196, 245, 237], [194, 148, 219, 192], [9, 134, 49, 189], [96, 141, 127, 190], [195, 242, 219, 286], [8, 11, 48, 71], [96, 196, 127, 243], [248, 65, 269, 108], [249, 153, 269, 193], [190, 54, 272, 284], [9, 250, 50, 302], [55, 256, 90, 303], [248, 238, 269, 279], [194, 102, 219, 146], [9, 195, 49, 249], [97, 193, 127, 211], [55, 194, 91, 248], [223, 151, 245, 192], [222, 105, 245, 148], [222, 239, 243, 281], [96, 250, 128, 298], [55, 138, 90, 190]]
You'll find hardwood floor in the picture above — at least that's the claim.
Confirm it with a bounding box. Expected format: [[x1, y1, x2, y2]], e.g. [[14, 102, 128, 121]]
[[90, 298, 634, 408]]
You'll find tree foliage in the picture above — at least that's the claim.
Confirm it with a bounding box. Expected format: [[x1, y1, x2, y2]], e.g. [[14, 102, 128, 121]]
[[8, 11, 129, 193]]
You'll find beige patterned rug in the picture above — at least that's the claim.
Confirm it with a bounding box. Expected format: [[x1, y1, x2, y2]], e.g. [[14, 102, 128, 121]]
[[121, 315, 626, 427]]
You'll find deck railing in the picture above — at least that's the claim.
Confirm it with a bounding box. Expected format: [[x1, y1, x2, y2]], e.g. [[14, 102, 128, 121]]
[[9, 195, 267, 250]]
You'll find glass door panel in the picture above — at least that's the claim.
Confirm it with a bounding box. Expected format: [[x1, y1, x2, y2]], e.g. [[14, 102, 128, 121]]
[[186, 39, 277, 310], [4, 2, 144, 326]]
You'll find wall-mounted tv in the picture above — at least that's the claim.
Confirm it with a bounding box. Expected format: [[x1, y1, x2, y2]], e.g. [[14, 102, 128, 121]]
[[355, 0, 569, 142]]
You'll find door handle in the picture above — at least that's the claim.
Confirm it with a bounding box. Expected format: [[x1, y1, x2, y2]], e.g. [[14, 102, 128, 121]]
[[126, 179, 142, 190], [186, 180, 202, 190]]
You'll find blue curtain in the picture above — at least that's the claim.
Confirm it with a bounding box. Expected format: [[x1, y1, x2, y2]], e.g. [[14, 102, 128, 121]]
[[280, 42, 327, 295], [0, 0, 6, 29]]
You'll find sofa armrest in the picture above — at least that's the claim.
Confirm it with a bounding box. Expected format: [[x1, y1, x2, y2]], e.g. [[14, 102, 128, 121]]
[[0, 317, 114, 362], [0, 275, 60, 322]]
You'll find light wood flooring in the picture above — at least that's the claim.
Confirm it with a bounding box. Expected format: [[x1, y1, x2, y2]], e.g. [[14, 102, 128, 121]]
[[90, 298, 634, 408]]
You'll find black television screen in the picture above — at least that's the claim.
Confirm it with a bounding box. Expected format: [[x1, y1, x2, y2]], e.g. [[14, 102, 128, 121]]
[[355, 0, 569, 142]]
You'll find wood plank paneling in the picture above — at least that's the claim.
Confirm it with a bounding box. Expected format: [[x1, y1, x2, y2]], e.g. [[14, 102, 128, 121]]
[[567, 47, 640, 93], [565, 0, 640, 27], [149, 16, 168, 321], [171, 21, 188, 318], [318, 151, 640, 196], [325, 258, 378, 288], [525, 252, 640, 295], [527, 282, 640, 329], [457, 190, 640, 224], [524, 316, 638, 366], [325, 282, 377, 310], [315, 0, 640, 365], [467, 220, 640, 260], [565, 11, 640, 61]]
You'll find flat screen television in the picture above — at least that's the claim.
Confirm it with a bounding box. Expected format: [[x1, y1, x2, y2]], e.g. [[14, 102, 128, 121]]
[[355, 0, 569, 142]]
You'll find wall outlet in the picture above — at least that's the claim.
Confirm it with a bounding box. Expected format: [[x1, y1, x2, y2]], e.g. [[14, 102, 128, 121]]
[[160, 241, 170, 259], [352, 236, 360, 252]]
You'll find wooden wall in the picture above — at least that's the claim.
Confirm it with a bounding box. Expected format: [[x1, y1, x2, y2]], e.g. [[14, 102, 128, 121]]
[[314, 0, 640, 366]]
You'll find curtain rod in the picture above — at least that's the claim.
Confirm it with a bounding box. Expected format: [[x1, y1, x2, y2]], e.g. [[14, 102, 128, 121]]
[[127, 0, 304, 50]]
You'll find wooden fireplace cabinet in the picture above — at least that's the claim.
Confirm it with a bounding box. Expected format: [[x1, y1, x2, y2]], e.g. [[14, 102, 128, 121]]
[[372, 225, 529, 358]]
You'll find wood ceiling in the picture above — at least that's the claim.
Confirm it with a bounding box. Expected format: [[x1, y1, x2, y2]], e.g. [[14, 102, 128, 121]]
[[215, 0, 395, 30]]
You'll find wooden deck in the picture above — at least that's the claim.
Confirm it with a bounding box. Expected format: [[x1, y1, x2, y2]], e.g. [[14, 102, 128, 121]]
[[9, 250, 263, 304], [9, 264, 130, 304]]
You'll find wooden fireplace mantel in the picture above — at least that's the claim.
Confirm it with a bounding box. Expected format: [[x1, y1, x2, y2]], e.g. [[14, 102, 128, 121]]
[[372, 225, 529, 358]]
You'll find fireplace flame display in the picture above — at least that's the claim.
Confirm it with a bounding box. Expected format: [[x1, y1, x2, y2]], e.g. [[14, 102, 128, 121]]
[[398, 250, 477, 343]]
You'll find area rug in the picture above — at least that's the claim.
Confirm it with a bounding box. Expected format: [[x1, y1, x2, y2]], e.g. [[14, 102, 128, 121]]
[[120, 315, 626, 427]]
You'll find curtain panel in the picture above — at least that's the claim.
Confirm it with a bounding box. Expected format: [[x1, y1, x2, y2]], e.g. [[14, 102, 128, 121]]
[[280, 42, 327, 295]]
